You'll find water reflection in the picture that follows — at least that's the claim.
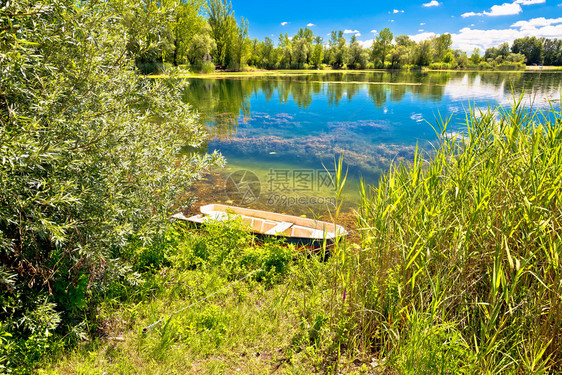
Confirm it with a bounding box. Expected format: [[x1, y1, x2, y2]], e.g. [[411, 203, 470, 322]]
[[182, 71, 561, 210]]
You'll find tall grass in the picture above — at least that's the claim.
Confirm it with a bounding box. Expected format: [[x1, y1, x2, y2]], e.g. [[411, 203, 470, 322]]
[[342, 98, 562, 373]]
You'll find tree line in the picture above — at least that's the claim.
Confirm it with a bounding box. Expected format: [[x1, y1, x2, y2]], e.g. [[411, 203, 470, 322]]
[[124, 0, 562, 73], [485, 37, 562, 66]]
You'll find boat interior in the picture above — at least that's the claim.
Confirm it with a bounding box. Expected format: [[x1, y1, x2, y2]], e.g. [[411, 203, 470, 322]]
[[190, 211, 332, 239]]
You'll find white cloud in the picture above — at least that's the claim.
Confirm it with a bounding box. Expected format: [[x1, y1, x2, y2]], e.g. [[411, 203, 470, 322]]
[[515, 0, 545, 4], [355, 32, 362, 36], [462, 11, 482, 17], [449, 23, 562, 52], [281, 21, 288, 26], [307, 23, 316, 27], [410, 31, 438, 42], [484, 2, 522, 16], [358, 39, 374, 48], [461, 0, 544, 18], [461, 3, 521, 17], [423, 0, 441, 7], [344, 29, 360, 34], [370, 29, 378, 33], [420, 22, 426, 25], [418, 29, 424, 32], [390, 19, 395, 22], [511, 17, 562, 29], [393, 9, 404, 13]]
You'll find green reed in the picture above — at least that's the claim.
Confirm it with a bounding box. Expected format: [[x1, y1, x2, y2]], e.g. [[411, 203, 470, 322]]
[[343, 97, 562, 373]]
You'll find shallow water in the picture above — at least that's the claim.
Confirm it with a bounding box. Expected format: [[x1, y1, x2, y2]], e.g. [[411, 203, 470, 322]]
[[183, 71, 562, 215]]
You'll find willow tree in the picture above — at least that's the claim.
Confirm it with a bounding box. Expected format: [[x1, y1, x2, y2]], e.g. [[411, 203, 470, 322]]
[[0, 0, 221, 370]]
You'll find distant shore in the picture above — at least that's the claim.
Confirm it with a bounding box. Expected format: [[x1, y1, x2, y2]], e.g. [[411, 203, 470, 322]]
[[147, 66, 562, 79]]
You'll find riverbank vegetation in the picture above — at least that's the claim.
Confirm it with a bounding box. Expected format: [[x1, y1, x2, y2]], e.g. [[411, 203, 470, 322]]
[[109, 0, 562, 73], [37, 100, 562, 374], [343, 99, 562, 373], [2, 0, 562, 374], [0, 0, 221, 372]]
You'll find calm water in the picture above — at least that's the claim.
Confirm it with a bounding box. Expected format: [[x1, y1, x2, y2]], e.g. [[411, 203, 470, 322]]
[[183, 71, 562, 214]]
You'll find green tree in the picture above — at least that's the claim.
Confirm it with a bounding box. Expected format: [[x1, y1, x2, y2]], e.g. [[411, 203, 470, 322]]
[[505, 53, 526, 63], [230, 17, 250, 70], [371, 27, 393, 65], [207, 0, 237, 66], [395, 34, 414, 48], [456, 51, 469, 67], [0, 0, 221, 370], [292, 29, 313, 68], [187, 23, 217, 66], [511, 36, 544, 65], [542, 38, 562, 66], [329, 30, 347, 68], [311, 36, 324, 68], [117, 0, 177, 73], [260, 37, 277, 69], [171, 0, 207, 66], [388, 45, 409, 68], [347, 35, 368, 69], [432, 33, 452, 61], [279, 33, 293, 68], [470, 48, 481, 64], [413, 40, 432, 66]]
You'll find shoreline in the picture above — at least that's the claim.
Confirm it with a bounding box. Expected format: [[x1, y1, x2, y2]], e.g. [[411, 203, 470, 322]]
[[145, 66, 562, 79]]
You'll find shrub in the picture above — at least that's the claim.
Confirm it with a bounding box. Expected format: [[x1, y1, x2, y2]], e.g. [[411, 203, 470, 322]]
[[200, 61, 215, 74], [163, 220, 293, 284], [0, 0, 221, 371], [135, 61, 166, 75]]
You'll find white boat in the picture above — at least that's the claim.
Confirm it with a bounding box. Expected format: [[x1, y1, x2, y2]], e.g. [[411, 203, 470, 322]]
[[172, 204, 348, 248]]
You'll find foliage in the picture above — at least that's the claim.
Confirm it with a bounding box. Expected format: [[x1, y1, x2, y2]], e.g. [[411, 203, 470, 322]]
[[512, 36, 544, 65], [347, 35, 368, 69], [114, 0, 562, 72], [340, 101, 562, 372], [207, 0, 239, 68], [40, 224, 339, 374], [161, 220, 293, 285], [199, 61, 216, 74], [371, 28, 393, 65], [328, 30, 348, 68], [0, 0, 221, 372]]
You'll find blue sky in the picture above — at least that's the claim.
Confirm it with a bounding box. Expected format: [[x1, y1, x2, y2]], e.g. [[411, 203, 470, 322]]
[[230, 0, 562, 52]]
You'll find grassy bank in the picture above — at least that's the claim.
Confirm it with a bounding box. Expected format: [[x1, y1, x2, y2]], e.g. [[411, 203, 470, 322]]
[[144, 65, 562, 80], [38, 221, 357, 374], [34, 102, 562, 374]]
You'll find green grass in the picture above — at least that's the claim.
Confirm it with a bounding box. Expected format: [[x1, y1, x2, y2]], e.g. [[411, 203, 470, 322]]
[[38, 221, 365, 374], [35, 100, 562, 374], [339, 97, 562, 373]]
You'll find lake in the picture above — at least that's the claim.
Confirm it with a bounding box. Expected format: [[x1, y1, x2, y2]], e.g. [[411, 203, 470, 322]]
[[183, 70, 562, 216]]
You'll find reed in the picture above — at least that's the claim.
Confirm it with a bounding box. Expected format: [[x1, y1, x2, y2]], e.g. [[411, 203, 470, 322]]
[[344, 97, 562, 373]]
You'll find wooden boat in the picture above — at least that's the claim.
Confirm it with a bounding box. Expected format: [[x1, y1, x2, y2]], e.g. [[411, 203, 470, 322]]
[[172, 204, 348, 248]]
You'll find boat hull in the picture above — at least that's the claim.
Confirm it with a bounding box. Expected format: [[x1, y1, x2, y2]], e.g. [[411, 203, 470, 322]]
[[172, 204, 348, 249]]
